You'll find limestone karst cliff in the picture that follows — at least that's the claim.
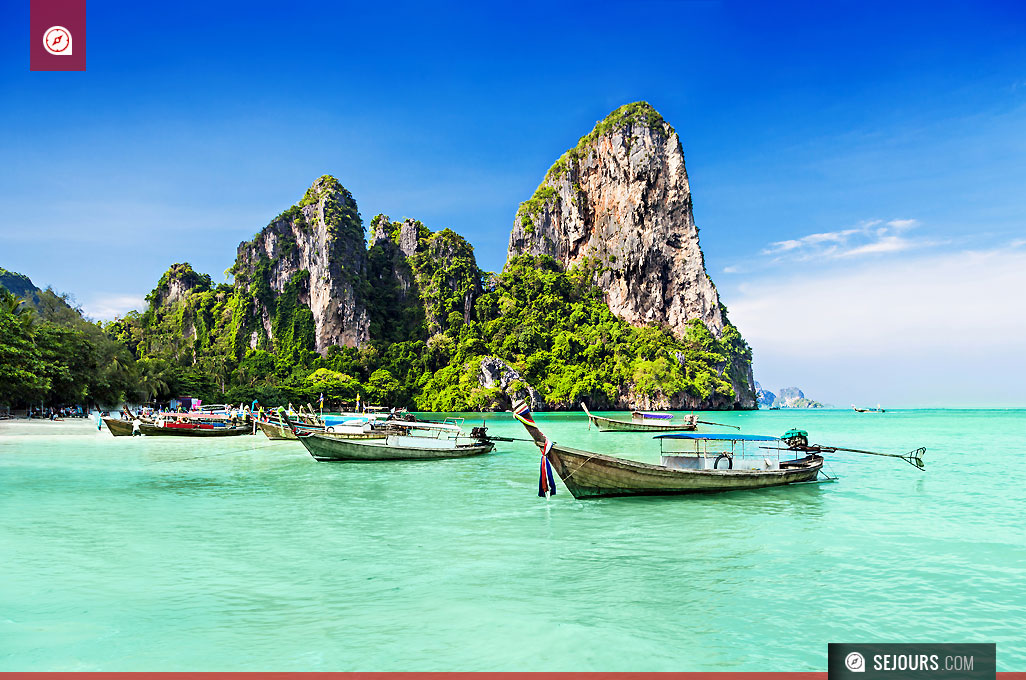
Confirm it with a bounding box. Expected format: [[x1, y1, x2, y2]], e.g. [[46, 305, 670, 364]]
[[366, 215, 483, 341], [233, 176, 371, 354], [507, 102, 755, 409], [146, 263, 212, 310], [126, 104, 758, 411]]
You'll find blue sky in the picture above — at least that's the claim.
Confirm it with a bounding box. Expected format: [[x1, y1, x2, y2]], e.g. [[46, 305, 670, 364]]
[[1, 1, 1024, 406]]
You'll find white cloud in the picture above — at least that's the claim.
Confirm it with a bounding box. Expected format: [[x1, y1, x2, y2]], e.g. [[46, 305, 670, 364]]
[[80, 294, 145, 321], [836, 234, 915, 258], [723, 264, 742, 273], [886, 218, 919, 230], [761, 218, 930, 261], [763, 228, 859, 254], [726, 248, 1026, 406]]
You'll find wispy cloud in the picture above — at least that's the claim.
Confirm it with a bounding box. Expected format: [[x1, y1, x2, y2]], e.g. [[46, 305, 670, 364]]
[[836, 235, 916, 258], [80, 294, 145, 321], [885, 218, 918, 230], [723, 264, 743, 274], [761, 218, 928, 261]]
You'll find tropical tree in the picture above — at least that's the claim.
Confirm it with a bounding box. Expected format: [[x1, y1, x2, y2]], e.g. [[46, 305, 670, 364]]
[[136, 359, 170, 402]]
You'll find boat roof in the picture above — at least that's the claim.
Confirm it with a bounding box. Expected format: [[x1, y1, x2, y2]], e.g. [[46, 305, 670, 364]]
[[655, 433, 780, 441], [386, 420, 462, 432]]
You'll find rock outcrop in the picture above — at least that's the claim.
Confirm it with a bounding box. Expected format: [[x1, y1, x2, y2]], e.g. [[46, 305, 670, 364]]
[[755, 382, 777, 409], [368, 215, 421, 317], [233, 176, 370, 353], [478, 356, 546, 410], [146, 263, 211, 309], [773, 386, 825, 409], [758, 385, 825, 409], [367, 215, 482, 340], [507, 102, 755, 408]]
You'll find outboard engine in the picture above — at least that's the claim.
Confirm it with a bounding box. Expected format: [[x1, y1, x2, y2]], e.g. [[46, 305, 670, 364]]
[[470, 426, 489, 441]]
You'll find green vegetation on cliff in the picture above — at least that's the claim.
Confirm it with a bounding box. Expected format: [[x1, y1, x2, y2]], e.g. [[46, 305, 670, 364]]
[[97, 239, 743, 411], [1, 163, 752, 411]]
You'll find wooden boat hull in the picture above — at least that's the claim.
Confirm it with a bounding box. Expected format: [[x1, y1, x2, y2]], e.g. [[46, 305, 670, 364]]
[[256, 419, 295, 440], [581, 402, 697, 432], [546, 444, 823, 499], [589, 414, 697, 432], [297, 433, 494, 462], [255, 418, 326, 440], [105, 417, 252, 437], [142, 422, 253, 436], [102, 417, 135, 436]]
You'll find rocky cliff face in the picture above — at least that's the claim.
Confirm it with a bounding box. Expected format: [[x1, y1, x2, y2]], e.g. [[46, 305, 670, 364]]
[[773, 386, 825, 409], [507, 102, 755, 408], [367, 215, 482, 339], [508, 102, 724, 336], [477, 356, 546, 410], [146, 263, 211, 309], [233, 176, 370, 353], [756, 385, 825, 409], [755, 382, 777, 408]]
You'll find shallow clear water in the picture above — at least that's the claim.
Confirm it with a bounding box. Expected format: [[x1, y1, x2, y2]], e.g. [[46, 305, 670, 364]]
[[1, 409, 1024, 671]]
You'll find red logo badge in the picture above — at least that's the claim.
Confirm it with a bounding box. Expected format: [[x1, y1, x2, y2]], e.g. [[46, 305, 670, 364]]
[[31, 1, 86, 71]]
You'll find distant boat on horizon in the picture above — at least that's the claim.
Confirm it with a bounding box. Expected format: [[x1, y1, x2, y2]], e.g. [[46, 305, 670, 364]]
[[852, 404, 886, 413]]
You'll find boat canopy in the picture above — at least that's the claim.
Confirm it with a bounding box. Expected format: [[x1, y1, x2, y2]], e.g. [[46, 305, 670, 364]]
[[386, 420, 463, 432], [655, 433, 780, 441], [633, 412, 673, 420]]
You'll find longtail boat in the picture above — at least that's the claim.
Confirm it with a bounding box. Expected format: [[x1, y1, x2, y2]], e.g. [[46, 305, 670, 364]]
[[103, 414, 253, 437], [852, 404, 886, 413], [518, 401, 820, 499], [283, 412, 495, 462], [514, 401, 925, 499], [580, 402, 698, 432]]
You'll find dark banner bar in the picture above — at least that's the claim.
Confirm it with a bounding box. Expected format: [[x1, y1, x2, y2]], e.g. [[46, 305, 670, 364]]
[[829, 644, 997, 680]]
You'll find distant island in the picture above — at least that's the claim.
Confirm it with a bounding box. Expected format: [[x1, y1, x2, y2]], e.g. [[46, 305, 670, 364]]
[[1, 103, 759, 413], [755, 383, 827, 409]]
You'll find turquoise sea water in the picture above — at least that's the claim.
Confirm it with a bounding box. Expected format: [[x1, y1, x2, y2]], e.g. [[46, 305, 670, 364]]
[[1, 409, 1024, 671]]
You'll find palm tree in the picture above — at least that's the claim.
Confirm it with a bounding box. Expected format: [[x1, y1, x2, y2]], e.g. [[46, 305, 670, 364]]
[[210, 355, 229, 395], [0, 289, 35, 329], [109, 354, 128, 373], [136, 362, 169, 403], [0, 289, 22, 314]]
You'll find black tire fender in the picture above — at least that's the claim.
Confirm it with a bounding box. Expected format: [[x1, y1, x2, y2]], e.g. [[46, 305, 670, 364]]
[[714, 453, 733, 470]]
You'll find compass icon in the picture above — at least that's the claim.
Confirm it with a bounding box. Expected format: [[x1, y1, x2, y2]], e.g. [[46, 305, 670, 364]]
[[44, 26, 72, 56]]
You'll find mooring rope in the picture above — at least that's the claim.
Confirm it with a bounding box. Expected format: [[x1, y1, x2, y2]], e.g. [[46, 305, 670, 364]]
[[147, 441, 287, 464], [563, 451, 603, 480]]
